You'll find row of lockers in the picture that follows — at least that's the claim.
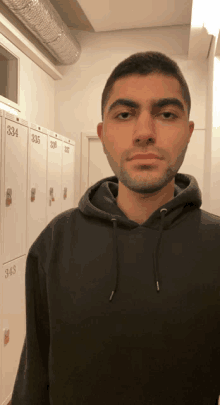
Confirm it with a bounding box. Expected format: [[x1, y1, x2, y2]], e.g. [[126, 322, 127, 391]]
[[0, 109, 76, 264], [0, 109, 76, 405]]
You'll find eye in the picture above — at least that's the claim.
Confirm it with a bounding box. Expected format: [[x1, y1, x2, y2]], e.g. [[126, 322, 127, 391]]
[[161, 112, 177, 119], [116, 112, 132, 120], [115, 111, 177, 120]]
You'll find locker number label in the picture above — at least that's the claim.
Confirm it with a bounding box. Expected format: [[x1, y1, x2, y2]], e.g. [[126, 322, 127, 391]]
[[5, 264, 16, 279], [8, 127, 71, 154], [7, 125, 18, 137], [50, 140, 57, 149], [32, 133, 40, 144]]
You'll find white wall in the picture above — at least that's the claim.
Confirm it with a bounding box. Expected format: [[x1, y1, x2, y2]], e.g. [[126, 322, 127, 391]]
[[0, 31, 55, 131], [54, 25, 208, 207], [19, 53, 55, 130]]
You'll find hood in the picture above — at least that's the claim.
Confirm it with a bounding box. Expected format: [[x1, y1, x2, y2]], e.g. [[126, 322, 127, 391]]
[[79, 173, 202, 302]]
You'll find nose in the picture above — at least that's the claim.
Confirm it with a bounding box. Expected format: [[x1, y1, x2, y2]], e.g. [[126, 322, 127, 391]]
[[133, 111, 156, 144]]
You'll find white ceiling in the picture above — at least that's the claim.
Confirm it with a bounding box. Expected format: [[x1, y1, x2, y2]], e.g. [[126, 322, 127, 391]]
[[49, 0, 193, 33], [77, 0, 193, 32], [48, 0, 220, 59], [1, 0, 218, 70]]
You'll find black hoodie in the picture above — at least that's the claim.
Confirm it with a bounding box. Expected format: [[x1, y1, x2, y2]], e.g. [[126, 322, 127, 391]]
[[11, 173, 220, 405]]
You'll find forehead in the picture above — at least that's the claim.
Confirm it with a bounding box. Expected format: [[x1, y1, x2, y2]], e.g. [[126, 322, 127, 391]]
[[109, 74, 183, 103]]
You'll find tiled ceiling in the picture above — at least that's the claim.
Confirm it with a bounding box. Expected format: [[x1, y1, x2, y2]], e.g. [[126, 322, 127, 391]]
[[49, 0, 193, 33]]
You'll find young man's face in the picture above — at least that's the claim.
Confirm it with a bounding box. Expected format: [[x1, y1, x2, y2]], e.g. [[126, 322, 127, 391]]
[[97, 74, 194, 196]]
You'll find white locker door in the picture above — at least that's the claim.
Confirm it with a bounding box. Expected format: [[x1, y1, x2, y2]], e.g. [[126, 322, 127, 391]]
[[0, 113, 3, 405], [3, 115, 28, 264], [47, 133, 62, 224], [61, 139, 75, 212], [27, 126, 47, 253], [1, 255, 26, 405]]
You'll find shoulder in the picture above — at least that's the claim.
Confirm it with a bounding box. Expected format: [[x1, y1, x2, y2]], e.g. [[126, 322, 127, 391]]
[[199, 209, 220, 232]]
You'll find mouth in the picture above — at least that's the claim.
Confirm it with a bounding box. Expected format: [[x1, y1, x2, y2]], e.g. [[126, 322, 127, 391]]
[[130, 153, 161, 160], [131, 157, 158, 161], [130, 158, 160, 165]]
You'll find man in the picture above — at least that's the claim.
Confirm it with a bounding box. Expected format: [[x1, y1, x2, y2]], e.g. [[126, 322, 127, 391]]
[[11, 52, 220, 405]]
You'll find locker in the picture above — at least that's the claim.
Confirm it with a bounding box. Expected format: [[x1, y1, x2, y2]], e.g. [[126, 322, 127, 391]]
[[47, 132, 63, 224], [27, 124, 48, 253], [1, 256, 26, 404], [2, 115, 28, 265], [61, 139, 75, 214], [0, 109, 76, 405]]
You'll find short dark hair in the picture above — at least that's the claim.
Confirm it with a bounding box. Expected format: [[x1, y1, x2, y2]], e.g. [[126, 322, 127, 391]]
[[101, 51, 191, 121]]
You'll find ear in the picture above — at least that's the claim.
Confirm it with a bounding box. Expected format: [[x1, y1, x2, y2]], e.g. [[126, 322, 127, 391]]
[[188, 121, 194, 143], [97, 122, 103, 142]]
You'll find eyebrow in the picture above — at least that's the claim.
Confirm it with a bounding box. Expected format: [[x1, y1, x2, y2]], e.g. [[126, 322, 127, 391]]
[[107, 97, 185, 115]]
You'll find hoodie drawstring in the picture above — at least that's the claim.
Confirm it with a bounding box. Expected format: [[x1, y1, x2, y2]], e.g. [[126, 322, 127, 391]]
[[109, 218, 118, 302], [109, 208, 168, 302], [152, 208, 167, 292]]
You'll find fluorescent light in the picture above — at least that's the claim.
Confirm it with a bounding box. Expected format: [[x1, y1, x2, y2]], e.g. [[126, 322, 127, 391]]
[[203, 0, 220, 36], [0, 102, 18, 116]]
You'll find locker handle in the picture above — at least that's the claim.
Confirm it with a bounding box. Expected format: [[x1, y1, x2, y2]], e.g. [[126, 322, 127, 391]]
[[31, 187, 36, 202], [6, 188, 12, 206], [3, 328, 10, 346], [63, 187, 67, 200], [49, 187, 55, 206]]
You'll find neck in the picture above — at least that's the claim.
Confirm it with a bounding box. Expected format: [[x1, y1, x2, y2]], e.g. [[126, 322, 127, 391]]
[[116, 188, 174, 224]]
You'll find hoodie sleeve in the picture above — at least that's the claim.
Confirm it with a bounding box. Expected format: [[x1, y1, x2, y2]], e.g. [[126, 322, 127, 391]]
[[11, 250, 50, 405]]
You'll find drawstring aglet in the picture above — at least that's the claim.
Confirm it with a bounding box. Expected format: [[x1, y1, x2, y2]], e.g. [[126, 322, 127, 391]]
[[109, 291, 115, 301], [156, 281, 160, 292]]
